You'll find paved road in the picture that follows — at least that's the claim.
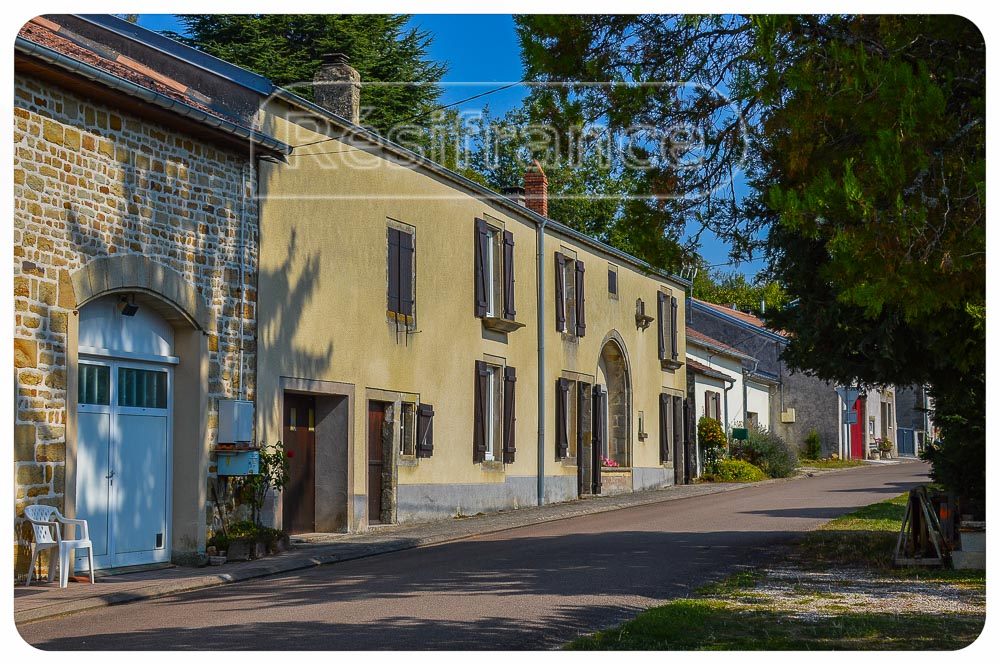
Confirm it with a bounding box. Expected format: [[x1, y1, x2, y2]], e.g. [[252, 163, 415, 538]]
[[18, 461, 928, 650]]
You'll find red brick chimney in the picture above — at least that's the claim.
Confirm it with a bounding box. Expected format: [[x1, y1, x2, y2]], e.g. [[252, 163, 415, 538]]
[[524, 160, 548, 217]]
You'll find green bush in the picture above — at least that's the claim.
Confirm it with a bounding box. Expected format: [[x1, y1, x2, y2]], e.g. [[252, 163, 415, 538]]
[[803, 428, 823, 460], [207, 519, 285, 551], [703, 459, 766, 482], [731, 423, 798, 478]]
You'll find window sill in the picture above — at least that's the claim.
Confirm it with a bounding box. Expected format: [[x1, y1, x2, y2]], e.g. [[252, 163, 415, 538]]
[[661, 358, 684, 371], [480, 460, 505, 473], [482, 316, 525, 334], [561, 332, 580, 343], [398, 456, 419, 467], [600, 466, 631, 473], [560, 456, 578, 468]]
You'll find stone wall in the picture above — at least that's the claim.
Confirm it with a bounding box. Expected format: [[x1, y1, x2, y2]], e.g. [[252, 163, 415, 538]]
[[13, 72, 259, 578]]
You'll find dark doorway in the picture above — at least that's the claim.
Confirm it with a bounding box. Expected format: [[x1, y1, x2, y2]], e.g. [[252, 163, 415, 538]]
[[282, 393, 316, 534], [367, 401, 388, 524]]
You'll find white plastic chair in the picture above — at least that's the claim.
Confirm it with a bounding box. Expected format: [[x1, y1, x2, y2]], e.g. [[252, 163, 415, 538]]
[[23, 505, 95, 588]]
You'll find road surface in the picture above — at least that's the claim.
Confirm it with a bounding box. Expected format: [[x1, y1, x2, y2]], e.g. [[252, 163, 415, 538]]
[[18, 461, 928, 650]]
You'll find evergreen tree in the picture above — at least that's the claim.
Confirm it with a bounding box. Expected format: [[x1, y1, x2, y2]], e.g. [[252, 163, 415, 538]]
[[169, 15, 447, 141]]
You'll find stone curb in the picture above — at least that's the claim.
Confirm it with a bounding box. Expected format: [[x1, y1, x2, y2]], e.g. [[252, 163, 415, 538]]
[[14, 463, 884, 624]]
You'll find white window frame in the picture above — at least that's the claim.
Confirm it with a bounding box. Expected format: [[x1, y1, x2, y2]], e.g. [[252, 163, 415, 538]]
[[484, 365, 502, 461], [484, 227, 502, 318]]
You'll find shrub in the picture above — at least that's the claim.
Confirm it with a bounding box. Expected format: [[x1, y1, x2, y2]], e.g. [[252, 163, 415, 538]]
[[803, 428, 823, 460], [731, 423, 798, 478], [703, 459, 766, 483], [698, 416, 727, 469], [207, 519, 285, 552]]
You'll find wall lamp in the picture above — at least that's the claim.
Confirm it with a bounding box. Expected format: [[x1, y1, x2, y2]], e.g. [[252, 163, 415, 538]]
[[119, 294, 139, 316]]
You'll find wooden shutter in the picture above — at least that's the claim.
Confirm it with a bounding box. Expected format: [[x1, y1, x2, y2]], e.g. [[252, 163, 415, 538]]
[[554, 253, 566, 332], [502, 366, 517, 463], [473, 361, 489, 462], [575, 260, 586, 337], [556, 377, 570, 458], [714, 392, 721, 421], [387, 227, 401, 314], [705, 391, 711, 421], [399, 230, 414, 317], [673, 395, 684, 477], [592, 386, 604, 494], [659, 393, 670, 464], [416, 403, 434, 458], [502, 230, 515, 320], [474, 218, 489, 317], [670, 296, 679, 360], [657, 291, 667, 360], [576, 381, 588, 460]]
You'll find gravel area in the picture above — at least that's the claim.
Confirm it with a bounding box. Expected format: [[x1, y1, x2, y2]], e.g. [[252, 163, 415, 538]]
[[716, 563, 986, 622]]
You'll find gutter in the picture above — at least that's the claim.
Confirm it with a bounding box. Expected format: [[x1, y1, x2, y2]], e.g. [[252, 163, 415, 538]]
[[536, 218, 547, 506], [16, 36, 292, 158]]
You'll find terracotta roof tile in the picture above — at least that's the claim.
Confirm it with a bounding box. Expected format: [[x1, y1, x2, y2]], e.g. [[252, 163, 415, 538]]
[[685, 326, 754, 359], [19, 18, 251, 131]]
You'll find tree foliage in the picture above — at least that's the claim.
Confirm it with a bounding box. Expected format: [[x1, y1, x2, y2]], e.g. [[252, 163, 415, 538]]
[[518, 15, 985, 507], [169, 15, 446, 140], [690, 259, 787, 314]]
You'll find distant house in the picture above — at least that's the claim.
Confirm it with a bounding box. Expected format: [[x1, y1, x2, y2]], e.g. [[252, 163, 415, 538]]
[[13, 15, 290, 580], [893, 385, 934, 457], [687, 298, 843, 458]]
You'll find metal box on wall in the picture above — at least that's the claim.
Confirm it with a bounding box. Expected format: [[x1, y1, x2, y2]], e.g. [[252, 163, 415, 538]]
[[216, 450, 260, 476], [218, 399, 254, 443]]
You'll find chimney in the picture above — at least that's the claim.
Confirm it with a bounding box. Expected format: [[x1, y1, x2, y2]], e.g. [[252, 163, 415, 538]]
[[523, 160, 548, 217], [314, 53, 361, 124], [501, 185, 525, 206]]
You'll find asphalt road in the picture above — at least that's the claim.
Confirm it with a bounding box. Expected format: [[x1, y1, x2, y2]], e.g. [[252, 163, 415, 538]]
[[18, 461, 929, 650]]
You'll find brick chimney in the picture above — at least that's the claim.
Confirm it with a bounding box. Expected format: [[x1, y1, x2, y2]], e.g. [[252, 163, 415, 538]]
[[314, 53, 361, 124], [523, 160, 548, 217]]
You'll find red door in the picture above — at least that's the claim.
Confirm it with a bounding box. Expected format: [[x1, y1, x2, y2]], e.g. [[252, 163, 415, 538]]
[[367, 401, 387, 524], [282, 393, 316, 533], [849, 398, 865, 459]]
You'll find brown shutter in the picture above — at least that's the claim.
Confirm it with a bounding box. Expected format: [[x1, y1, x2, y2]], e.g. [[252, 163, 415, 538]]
[[474, 361, 488, 462], [387, 227, 401, 314], [670, 296, 679, 360], [705, 391, 711, 421], [502, 366, 517, 463], [554, 252, 566, 332], [657, 291, 667, 361], [502, 230, 515, 320], [714, 393, 721, 421], [575, 260, 586, 337], [474, 218, 489, 317], [659, 393, 670, 464], [673, 395, 684, 477], [556, 377, 570, 458], [399, 230, 414, 317], [576, 381, 587, 460], [416, 403, 434, 458], [592, 386, 604, 494]]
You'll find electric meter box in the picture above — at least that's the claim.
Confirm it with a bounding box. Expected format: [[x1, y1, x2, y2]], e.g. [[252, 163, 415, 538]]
[[216, 450, 259, 476], [218, 399, 254, 444]]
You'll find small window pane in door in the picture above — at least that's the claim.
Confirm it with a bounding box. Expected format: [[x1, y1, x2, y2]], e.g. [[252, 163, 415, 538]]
[[117, 368, 167, 408], [79, 364, 110, 405]]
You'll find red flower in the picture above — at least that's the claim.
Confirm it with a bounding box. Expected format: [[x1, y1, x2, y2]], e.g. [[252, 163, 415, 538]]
[[286, 450, 294, 458]]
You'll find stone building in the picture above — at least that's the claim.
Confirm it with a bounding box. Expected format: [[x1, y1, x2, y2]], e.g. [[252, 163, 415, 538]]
[[13, 15, 289, 579]]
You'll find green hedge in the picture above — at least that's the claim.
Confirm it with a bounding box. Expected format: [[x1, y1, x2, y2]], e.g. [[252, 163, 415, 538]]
[[703, 459, 766, 482]]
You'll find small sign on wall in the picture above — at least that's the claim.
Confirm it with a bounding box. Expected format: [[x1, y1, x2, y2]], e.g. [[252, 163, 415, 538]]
[[217, 450, 259, 476]]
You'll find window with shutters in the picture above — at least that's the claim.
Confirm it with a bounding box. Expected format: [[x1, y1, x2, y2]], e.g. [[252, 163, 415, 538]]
[[387, 221, 415, 327], [556, 377, 592, 462], [475, 218, 522, 332], [555, 251, 586, 337], [399, 401, 417, 456], [705, 390, 722, 422], [657, 289, 681, 369], [474, 360, 517, 465]]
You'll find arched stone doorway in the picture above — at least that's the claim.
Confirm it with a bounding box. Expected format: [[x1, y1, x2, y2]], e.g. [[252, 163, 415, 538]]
[[597, 337, 631, 468], [67, 256, 213, 569]]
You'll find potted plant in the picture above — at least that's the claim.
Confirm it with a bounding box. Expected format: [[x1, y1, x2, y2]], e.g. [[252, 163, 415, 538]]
[[214, 441, 291, 561], [876, 437, 893, 459]]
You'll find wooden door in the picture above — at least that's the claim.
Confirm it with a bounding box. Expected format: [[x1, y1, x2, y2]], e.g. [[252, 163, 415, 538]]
[[367, 401, 387, 524], [850, 398, 865, 459], [282, 393, 316, 534]]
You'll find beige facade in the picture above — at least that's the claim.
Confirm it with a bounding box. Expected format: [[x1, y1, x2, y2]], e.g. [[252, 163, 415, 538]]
[[256, 93, 689, 531]]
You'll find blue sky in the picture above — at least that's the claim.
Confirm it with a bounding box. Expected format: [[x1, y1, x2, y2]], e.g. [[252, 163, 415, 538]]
[[137, 13, 753, 275]]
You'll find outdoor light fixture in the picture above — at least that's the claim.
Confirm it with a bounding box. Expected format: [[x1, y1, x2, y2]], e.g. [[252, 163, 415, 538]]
[[118, 295, 139, 316]]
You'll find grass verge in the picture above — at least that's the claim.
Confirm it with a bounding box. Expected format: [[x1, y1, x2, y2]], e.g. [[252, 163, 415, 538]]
[[798, 458, 869, 470], [567, 491, 986, 650]]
